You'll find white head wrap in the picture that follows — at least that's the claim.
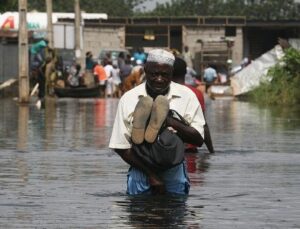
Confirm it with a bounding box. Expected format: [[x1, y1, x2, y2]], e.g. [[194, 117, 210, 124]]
[[146, 49, 175, 66]]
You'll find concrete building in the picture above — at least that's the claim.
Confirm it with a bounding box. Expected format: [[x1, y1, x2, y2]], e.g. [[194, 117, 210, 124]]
[[79, 16, 299, 73], [80, 16, 246, 73], [1, 16, 300, 82]]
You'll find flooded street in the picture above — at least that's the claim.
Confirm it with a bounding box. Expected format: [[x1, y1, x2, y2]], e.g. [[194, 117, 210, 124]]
[[0, 97, 299, 228]]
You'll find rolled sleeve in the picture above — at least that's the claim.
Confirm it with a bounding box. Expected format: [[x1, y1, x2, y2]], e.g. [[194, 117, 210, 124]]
[[184, 93, 205, 138]]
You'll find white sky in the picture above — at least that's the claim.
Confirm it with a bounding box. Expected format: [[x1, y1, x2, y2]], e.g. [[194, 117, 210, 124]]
[[135, 0, 172, 12], [136, 0, 300, 11]]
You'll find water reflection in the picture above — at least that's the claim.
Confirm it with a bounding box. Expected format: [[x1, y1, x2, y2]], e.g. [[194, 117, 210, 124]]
[[93, 99, 113, 148], [17, 105, 29, 152], [0, 98, 299, 228], [94, 99, 107, 128], [117, 195, 200, 228], [44, 98, 57, 150], [210, 100, 300, 153], [186, 152, 210, 186], [15, 155, 29, 185]]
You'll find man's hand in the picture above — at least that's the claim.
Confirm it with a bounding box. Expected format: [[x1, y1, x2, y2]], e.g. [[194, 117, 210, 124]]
[[149, 175, 166, 195], [166, 115, 204, 147], [115, 148, 166, 194]]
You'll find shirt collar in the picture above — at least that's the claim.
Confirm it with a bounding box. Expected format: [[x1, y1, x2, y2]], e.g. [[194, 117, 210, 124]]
[[167, 81, 182, 99]]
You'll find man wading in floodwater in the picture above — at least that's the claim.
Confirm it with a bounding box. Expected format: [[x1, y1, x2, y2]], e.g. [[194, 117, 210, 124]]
[[109, 49, 205, 195]]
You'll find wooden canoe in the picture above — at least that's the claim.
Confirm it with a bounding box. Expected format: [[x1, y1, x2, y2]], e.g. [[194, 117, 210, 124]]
[[54, 85, 100, 98]]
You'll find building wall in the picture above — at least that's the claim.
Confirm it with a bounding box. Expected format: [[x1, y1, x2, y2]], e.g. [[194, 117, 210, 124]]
[[83, 26, 125, 59], [232, 27, 243, 64], [0, 43, 18, 82], [183, 26, 226, 54], [184, 26, 243, 67], [83, 25, 243, 68]]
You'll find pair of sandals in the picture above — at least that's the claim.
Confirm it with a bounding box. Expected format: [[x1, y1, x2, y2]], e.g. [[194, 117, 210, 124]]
[[131, 95, 169, 144]]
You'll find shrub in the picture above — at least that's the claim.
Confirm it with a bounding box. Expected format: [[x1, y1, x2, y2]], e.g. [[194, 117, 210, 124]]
[[248, 48, 300, 106]]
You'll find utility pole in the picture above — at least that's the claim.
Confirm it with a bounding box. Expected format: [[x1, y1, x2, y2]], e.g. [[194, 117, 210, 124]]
[[46, 0, 54, 48], [18, 0, 29, 103], [74, 0, 82, 64], [45, 0, 54, 96]]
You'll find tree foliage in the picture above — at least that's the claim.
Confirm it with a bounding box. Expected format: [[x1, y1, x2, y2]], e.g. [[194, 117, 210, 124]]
[[143, 0, 299, 20], [248, 48, 300, 106], [0, 0, 299, 19], [0, 0, 18, 13], [0, 0, 145, 17]]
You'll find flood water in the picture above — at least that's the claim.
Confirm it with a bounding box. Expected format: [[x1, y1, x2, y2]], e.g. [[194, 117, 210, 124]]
[[0, 97, 299, 228]]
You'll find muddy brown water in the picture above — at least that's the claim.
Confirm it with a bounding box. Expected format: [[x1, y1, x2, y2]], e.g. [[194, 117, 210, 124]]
[[0, 97, 299, 228]]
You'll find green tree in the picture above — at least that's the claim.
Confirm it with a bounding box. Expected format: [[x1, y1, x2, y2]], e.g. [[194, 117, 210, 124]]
[[0, 0, 18, 13], [0, 0, 146, 17], [244, 0, 297, 20], [79, 0, 145, 17], [249, 48, 300, 105], [143, 0, 242, 17], [145, 0, 299, 19], [1, 0, 298, 19]]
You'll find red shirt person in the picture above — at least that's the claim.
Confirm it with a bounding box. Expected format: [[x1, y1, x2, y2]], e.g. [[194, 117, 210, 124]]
[[172, 57, 214, 154]]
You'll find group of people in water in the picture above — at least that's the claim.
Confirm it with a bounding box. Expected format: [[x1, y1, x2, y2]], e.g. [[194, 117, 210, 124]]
[[29, 39, 148, 100], [49, 48, 147, 98], [29, 40, 215, 196], [29, 39, 228, 102], [84, 50, 146, 98]]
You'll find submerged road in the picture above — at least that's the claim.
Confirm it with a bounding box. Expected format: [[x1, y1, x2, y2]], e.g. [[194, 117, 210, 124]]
[[0, 97, 299, 228]]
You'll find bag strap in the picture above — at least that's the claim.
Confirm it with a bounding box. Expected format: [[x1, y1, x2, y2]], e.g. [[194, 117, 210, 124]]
[[168, 109, 189, 126]]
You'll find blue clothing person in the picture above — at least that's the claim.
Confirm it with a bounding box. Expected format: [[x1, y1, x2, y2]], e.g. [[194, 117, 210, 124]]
[[85, 51, 95, 71], [203, 66, 217, 83], [133, 48, 147, 64]]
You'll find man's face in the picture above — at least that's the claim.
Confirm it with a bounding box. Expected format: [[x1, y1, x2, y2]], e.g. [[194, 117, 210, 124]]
[[145, 62, 173, 94]]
